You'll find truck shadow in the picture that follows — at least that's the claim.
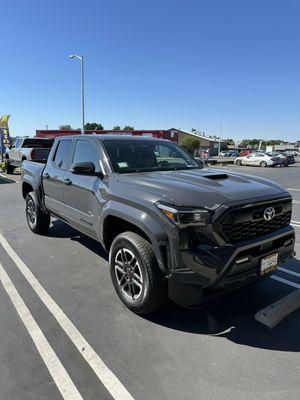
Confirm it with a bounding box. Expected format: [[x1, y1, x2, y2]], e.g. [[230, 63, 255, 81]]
[[47, 219, 108, 260], [146, 264, 300, 353], [47, 219, 300, 352]]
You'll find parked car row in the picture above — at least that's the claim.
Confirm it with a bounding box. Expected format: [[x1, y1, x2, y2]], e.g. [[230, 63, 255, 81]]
[[234, 151, 295, 167]]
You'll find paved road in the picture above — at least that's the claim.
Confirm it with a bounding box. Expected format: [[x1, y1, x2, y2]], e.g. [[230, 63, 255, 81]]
[[0, 167, 299, 400]]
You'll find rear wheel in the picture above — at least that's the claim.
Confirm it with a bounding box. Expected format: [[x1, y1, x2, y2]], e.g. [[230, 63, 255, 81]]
[[5, 160, 14, 174], [26, 192, 50, 234], [109, 231, 167, 315], [260, 161, 267, 167]]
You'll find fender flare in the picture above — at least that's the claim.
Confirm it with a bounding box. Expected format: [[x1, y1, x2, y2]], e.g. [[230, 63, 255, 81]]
[[101, 201, 169, 273], [22, 176, 44, 209]]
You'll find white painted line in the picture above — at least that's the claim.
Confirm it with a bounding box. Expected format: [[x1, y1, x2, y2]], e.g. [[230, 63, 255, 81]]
[[292, 223, 300, 229], [0, 231, 134, 400], [292, 200, 300, 205], [277, 266, 300, 278], [287, 188, 300, 192], [291, 220, 300, 228], [271, 275, 300, 289], [0, 261, 83, 400], [0, 173, 18, 183]]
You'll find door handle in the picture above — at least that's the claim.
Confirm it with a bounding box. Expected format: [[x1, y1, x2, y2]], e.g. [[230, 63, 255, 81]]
[[63, 178, 72, 186], [43, 173, 50, 179]]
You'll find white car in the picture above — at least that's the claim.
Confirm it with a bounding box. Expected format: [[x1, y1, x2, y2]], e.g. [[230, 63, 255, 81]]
[[234, 152, 282, 167]]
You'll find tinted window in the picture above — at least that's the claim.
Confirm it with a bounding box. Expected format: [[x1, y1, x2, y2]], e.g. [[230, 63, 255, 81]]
[[72, 140, 100, 172], [23, 138, 53, 148], [102, 139, 199, 173], [53, 140, 72, 169]]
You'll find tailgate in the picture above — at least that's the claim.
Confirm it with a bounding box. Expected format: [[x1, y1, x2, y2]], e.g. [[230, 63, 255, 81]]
[[32, 148, 51, 163]]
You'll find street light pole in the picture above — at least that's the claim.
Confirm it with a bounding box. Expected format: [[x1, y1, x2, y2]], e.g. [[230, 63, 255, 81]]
[[69, 54, 85, 134], [218, 118, 229, 157]]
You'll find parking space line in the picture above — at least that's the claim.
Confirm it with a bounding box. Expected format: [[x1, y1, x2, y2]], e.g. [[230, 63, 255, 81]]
[[277, 266, 300, 278], [0, 231, 134, 400], [271, 275, 300, 289], [0, 173, 18, 183], [292, 200, 300, 205], [291, 220, 300, 228], [287, 188, 300, 192], [0, 261, 83, 400]]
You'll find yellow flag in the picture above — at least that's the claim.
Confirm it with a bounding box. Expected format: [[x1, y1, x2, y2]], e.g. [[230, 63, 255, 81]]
[[0, 115, 10, 129]]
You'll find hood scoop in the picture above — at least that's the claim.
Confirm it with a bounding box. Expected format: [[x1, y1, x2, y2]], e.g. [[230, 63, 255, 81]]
[[203, 173, 228, 180]]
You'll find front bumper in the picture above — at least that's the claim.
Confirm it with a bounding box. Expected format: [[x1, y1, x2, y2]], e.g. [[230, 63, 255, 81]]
[[168, 225, 295, 307]]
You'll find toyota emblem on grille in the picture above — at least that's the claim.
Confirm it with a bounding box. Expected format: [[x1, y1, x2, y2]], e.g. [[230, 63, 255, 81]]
[[264, 207, 275, 221]]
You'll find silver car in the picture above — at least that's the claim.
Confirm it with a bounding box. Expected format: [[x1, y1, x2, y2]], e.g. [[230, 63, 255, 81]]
[[235, 152, 282, 167]]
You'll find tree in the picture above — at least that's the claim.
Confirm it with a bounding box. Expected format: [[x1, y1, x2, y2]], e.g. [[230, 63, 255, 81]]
[[84, 122, 104, 130], [123, 126, 134, 131], [225, 138, 235, 146], [240, 138, 283, 148], [59, 124, 73, 130], [181, 136, 200, 155], [113, 126, 121, 130]]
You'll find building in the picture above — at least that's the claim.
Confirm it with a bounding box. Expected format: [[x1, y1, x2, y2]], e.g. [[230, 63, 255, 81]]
[[35, 129, 177, 141], [167, 128, 227, 156], [35, 128, 226, 156]]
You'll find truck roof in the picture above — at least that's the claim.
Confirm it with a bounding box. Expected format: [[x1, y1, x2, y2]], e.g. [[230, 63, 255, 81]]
[[55, 134, 169, 142]]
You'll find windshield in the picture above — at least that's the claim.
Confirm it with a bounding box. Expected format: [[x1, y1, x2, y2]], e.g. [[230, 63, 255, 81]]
[[102, 139, 200, 173]]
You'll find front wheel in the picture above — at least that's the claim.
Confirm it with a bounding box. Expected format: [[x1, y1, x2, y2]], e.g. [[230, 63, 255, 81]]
[[109, 231, 167, 315], [5, 160, 14, 174], [235, 159, 242, 166], [26, 192, 50, 234]]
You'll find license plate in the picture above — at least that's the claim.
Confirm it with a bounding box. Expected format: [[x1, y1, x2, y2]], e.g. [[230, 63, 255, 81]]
[[260, 253, 278, 275]]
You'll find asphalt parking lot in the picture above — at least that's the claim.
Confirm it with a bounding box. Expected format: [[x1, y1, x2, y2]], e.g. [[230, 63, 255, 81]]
[[0, 165, 299, 400]]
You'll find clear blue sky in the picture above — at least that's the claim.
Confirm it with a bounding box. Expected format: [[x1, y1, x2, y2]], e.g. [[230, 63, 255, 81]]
[[1, 0, 300, 141]]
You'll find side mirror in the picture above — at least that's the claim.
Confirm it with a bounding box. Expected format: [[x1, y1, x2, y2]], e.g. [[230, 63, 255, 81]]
[[71, 161, 103, 178], [194, 157, 204, 168]]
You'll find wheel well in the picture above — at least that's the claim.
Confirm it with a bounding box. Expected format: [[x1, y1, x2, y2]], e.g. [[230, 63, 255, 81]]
[[22, 156, 27, 161], [22, 182, 33, 199], [103, 216, 151, 251]]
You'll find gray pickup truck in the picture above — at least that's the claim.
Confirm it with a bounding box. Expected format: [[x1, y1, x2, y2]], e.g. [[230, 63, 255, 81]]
[[21, 135, 295, 314]]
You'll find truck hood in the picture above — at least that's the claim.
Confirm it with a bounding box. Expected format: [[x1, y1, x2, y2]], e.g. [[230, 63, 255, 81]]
[[117, 168, 289, 209]]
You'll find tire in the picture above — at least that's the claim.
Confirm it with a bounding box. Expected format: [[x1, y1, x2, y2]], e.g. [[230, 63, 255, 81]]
[[5, 160, 14, 174], [260, 161, 267, 167], [109, 231, 168, 315], [25, 192, 50, 234], [235, 159, 242, 166]]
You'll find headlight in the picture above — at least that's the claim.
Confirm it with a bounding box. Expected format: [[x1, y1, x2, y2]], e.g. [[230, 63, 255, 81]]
[[156, 202, 210, 227]]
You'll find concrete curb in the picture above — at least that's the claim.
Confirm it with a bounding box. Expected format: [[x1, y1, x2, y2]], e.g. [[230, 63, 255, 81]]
[[255, 289, 300, 328]]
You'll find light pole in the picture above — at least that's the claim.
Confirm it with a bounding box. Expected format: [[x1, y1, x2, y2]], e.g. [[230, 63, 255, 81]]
[[218, 118, 229, 157], [69, 54, 85, 134]]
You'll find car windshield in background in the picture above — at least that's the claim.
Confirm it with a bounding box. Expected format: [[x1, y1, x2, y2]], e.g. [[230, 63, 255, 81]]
[[102, 139, 199, 173]]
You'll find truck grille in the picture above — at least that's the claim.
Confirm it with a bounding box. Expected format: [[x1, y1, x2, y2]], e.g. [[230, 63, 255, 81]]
[[220, 199, 292, 243]]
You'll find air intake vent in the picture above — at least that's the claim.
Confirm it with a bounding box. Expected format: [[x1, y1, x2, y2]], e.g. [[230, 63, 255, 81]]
[[204, 174, 228, 180]]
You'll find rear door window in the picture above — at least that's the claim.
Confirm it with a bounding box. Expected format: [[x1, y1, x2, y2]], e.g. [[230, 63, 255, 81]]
[[53, 140, 72, 169]]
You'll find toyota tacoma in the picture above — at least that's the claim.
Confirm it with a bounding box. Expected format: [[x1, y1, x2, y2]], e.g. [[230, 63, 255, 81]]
[[21, 135, 295, 314]]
